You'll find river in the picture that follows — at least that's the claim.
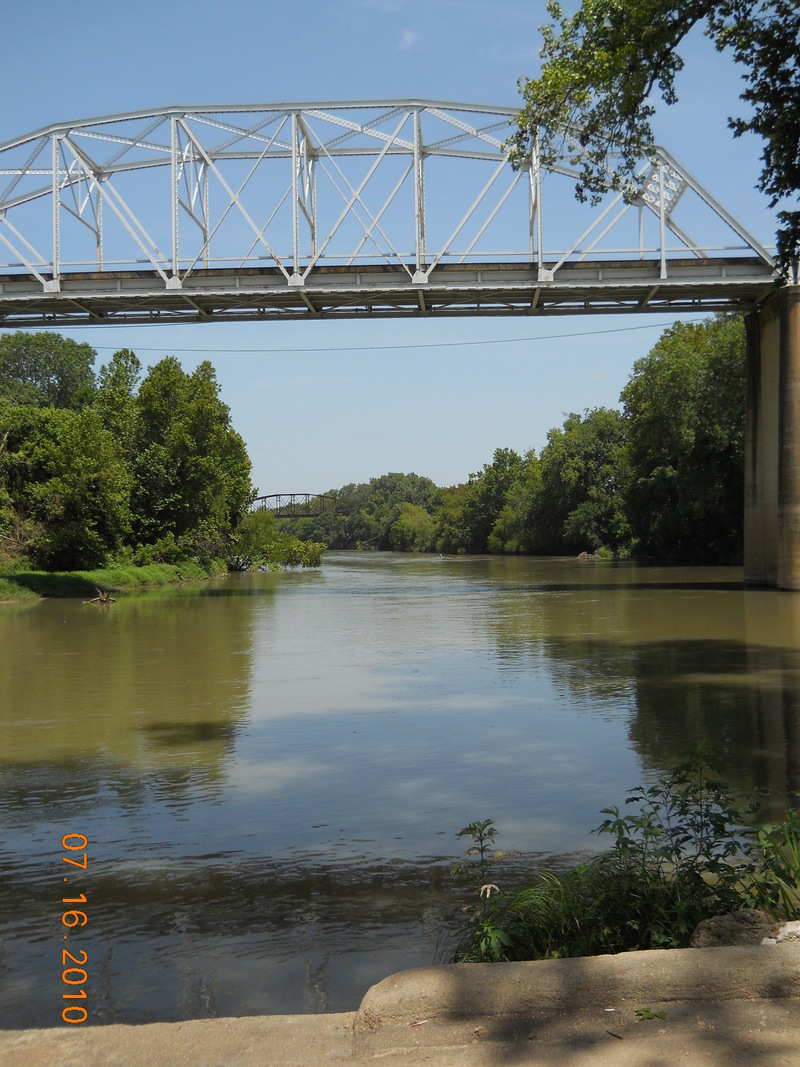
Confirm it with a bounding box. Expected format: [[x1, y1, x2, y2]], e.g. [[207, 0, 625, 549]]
[[2, 552, 800, 1027]]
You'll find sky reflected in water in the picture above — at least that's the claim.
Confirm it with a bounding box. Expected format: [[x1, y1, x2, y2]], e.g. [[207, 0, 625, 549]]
[[3, 553, 800, 1025]]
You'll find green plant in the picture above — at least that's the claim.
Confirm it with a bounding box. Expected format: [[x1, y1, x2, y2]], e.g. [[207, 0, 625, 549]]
[[453, 819, 512, 962], [636, 1008, 667, 1021], [749, 804, 800, 918], [453, 819, 500, 887], [452, 747, 800, 965], [593, 744, 762, 946], [502, 867, 606, 959]]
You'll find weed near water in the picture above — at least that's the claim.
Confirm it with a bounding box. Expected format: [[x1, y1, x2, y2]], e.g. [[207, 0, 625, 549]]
[[451, 819, 512, 961], [453, 746, 800, 962]]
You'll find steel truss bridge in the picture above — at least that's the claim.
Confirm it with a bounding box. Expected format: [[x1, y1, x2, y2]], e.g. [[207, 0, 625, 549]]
[[0, 100, 780, 327], [252, 493, 335, 519]]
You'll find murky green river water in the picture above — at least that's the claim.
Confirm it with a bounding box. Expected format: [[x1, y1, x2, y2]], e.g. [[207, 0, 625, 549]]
[[2, 552, 800, 1026]]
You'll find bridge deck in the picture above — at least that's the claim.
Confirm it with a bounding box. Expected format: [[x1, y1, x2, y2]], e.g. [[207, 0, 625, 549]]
[[0, 257, 775, 326]]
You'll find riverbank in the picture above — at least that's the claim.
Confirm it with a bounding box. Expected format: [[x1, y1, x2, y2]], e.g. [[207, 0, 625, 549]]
[[0, 560, 225, 603], [3, 945, 800, 1066]]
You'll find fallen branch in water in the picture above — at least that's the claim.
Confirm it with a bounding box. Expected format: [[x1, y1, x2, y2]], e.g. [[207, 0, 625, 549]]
[[84, 587, 116, 605]]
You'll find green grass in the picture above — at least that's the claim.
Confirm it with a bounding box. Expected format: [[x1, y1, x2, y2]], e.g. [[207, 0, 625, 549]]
[[0, 561, 219, 603]]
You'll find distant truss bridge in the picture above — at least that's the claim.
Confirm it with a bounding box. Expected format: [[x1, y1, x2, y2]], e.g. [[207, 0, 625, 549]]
[[252, 494, 335, 520], [0, 100, 779, 326]]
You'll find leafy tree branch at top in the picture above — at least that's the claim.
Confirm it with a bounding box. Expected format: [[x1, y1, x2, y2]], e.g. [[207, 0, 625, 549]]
[[510, 0, 800, 271]]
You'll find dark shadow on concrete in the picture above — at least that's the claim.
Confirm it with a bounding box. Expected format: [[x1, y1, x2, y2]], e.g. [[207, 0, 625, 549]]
[[354, 948, 800, 1065]]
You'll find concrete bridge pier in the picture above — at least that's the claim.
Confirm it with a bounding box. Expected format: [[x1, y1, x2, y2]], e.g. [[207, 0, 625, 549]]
[[745, 286, 800, 589]]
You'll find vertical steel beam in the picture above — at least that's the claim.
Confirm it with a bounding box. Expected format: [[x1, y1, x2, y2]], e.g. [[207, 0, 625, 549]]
[[534, 134, 544, 281], [203, 163, 209, 270], [310, 155, 317, 256], [659, 164, 667, 280], [292, 112, 300, 278], [528, 157, 536, 262], [51, 134, 59, 283], [413, 108, 425, 280], [171, 117, 179, 278], [97, 180, 103, 270]]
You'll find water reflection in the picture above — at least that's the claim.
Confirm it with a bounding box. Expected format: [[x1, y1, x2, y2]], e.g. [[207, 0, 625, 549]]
[[482, 557, 800, 801], [0, 580, 259, 774], [4, 556, 800, 1028]]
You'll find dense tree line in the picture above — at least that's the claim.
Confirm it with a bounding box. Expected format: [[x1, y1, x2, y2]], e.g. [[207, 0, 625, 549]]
[[0, 332, 319, 572], [289, 472, 441, 552], [293, 315, 746, 564], [2, 315, 744, 570]]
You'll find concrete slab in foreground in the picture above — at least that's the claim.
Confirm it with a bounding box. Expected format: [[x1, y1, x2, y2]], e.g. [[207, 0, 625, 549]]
[[3, 944, 800, 1067]]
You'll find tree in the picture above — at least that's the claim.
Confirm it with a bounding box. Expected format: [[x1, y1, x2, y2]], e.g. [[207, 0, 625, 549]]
[[511, 0, 800, 271], [0, 405, 131, 569], [459, 448, 522, 554], [532, 408, 630, 554], [621, 315, 745, 562], [487, 449, 542, 554], [293, 472, 441, 551], [435, 483, 472, 555], [228, 510, 325, 570], [0, 331, 97, 409], [389, 502, 437, 552], [94, 348, 141, 459], [131, 358, 253, 556]]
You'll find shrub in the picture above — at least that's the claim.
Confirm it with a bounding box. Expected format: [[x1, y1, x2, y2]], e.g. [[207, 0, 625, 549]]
[[453, 747, 800, 962]]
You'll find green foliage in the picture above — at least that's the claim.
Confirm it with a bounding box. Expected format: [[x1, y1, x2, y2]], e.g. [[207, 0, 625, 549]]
[[591, 745, 762, 946], [229, 510, 277, 570], [434, 483, 472, 555], [290, 472, 441, 551], [453, 747, 800, 964], [131, 357, 253, 556], [636, 1008, 668, 1021], [487, 450, 542, 554], [533, 408, 630, 554], [462, 448, 522, 554], [0, 310, 751, 577], [388, 502, 437, 552], [453, 818, 502, 888], [0, 337, 260, 576], [93, 348, 141, 459], [495, 867, 610, 960], [259, 310, 745, 566], [715, 1, 800, 268], [0, 405, 131, 569], [437, 448, 521, 554], [0, 561, 215, 601], [0, 331, 97, 409], [452, 820, 513, 961], [749, 807, 800, 918], [622, 315, 745, 562], [510, 0, 800, 271], [229, 509, 325, 571], [268, 535, 325, 569]]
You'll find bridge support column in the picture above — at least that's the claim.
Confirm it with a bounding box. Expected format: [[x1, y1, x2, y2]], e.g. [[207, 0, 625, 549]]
[[744, 286, 800, 589]]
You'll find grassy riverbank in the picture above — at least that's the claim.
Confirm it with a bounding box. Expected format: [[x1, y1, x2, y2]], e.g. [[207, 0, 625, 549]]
[[0, 560, 225, 603]]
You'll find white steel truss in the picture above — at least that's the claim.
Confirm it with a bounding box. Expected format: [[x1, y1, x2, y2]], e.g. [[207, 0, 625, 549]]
[[0, 100, 778, 326]]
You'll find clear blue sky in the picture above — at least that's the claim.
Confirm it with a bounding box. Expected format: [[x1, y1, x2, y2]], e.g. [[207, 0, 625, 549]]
[[0, 1, 777, 493]]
